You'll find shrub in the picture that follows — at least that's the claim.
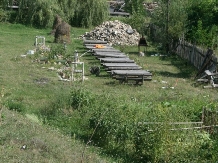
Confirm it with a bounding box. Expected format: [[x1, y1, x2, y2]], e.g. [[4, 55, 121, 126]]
[[0, 8, 9, 22], [5, 99, 26, 113], [72, 0, 109, 28]]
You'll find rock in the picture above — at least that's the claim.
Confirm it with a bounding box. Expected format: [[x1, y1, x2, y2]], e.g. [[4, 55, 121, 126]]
[[126, 28, 134, 34], [81, 20, 140, 46]]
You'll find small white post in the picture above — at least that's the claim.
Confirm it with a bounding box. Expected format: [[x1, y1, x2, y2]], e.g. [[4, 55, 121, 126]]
[[71, 62, 84, 82], [35, 36, 38, 48], [82, 62, 84, 81]]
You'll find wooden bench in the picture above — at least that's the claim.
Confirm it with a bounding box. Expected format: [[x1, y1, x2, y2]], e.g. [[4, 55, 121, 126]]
[[113, 75, 152, 84], [94, 51, 126, 55], [84, 44, 108, 46], [110, 12, 130, 17], [111, 70, 152, 85], [86, 46, 113, 49], [102, 63, 138, 68], [94, 53, 128, 58], [85, 45, 113, 49], [99, 58, 134, 63], [92, 48, 121, 52], [83, 40, 108, 44], [105, 66, 142, 71]]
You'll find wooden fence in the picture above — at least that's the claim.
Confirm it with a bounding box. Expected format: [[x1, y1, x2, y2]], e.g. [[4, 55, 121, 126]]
[[138, 108, 218, 134], [148, 24, 217, 72], [175, 39, 217, 71], [202, 107, 218, 134]]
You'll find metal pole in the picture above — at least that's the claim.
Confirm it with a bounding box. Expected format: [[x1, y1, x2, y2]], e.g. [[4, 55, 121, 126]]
[[35, 36, 38, 48], [82, 62, 84, 82], [166, 0, 170, 54], [43, 37, 45, 46]]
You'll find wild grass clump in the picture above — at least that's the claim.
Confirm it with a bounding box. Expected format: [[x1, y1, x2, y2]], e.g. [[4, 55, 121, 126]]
[[5, 99, 26, 113]]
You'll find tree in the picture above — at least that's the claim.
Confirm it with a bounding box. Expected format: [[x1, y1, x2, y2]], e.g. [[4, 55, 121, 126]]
[[186, 0, 218, 47], [72, 0, 109, 28], [123, 0, 147, 34], [0, 0, 109, 28], [150, 0, 189, 53]]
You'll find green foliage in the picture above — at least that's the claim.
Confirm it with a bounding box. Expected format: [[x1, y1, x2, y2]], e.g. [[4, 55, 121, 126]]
[[38, 90, 72, 122], [5, 99, 26, 113], [88, 98, 217, 162], [150, 0, 189, 49], [49, 44, 66, 60], [123, 12, 147, 35], [123, 0, 148, 34], [15, 0, 63, 27], [124, 0, 145, 15], [0, 8, 9, 22], [1, 0, 109, 28], [70, 87, 96, 110], [186, 0, 218, 47], [72, 0, 109, 28]]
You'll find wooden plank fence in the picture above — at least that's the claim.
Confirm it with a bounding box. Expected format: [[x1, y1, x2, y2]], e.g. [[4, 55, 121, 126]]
[[137, 107, 218, 133], [175, 39, 217, 71], [148, 24, 217, 72]]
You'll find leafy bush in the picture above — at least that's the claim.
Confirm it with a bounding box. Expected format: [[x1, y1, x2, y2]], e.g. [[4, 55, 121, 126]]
[[72, 0, 109, 28], [89, 99, 218, 162], [70, 87, 96, 110], [0, 8, 9, 22], [5, 99, 26, 113], [49, 44, 67, 60], [186, 0, 218, 47], [36, 86, 218, 162], [1, 0, 76, 27]]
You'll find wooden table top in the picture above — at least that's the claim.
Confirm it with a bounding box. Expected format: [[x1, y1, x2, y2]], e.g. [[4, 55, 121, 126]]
[[83, 40, 108, 44], [93, 48, 121, 52], [106, 66, 142, 70], [94, 51, 126, 55], [94, 54, 127, 58], [99, 58, 134, 63], [85, 45, 113, 49], [103, 63, 139, 67], [111, 70, 152, 76]]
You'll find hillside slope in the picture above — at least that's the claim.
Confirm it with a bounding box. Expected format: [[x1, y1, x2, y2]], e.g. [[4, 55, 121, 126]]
[[0, 107, 109, 163]]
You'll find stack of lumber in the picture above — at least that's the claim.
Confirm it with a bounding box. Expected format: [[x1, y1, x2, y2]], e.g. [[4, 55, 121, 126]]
[[197, 70, 218, 88], [84, 40, 152, 84]]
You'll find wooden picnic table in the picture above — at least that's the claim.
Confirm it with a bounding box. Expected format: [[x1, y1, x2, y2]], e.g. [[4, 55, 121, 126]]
[[105, 66, 142, 71], [85, 45, 113, 49], [94, 51, 126, 55], [102, 63, 139, 67], [94, 54, 128, 58], [112, 70, 152, 76], [99, 58, 134, 63], [86, 46, 113, 49], [111, 70, 152, 85], [110, 12, 130, 17], [83, 40, 108, 44], [84, 44, 108, 46], [92, 48, 121, 52]]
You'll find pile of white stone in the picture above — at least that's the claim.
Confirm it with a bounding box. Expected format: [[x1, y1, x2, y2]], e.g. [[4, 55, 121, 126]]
[[81, 20, 140, 46]]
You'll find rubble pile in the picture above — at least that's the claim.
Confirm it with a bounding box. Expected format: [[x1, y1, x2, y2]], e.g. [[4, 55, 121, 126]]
[[81, 20, 140, 46]]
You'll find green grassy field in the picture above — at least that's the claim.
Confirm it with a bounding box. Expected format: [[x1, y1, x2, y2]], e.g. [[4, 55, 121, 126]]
[[1, 22, 218, 162], [0, 23, 112, 163]]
